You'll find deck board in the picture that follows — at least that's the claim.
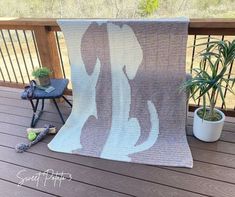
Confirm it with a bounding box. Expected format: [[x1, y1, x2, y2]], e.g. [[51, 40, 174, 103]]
[[0, 160, 127, 197], [0, 87, 234, 197], [0, 179, 57, 197]]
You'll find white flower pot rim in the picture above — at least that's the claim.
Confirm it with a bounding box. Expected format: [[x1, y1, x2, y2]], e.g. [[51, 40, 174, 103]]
[[195, 107, 225, 124]]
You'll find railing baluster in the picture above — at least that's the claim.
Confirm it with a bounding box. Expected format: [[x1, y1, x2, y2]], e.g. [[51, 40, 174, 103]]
[[0, 63, 5, 82], [0, 46, 11, 82], [214, 35, 225, 106], [7, 30, 25, 83], [197, 35, 211, 106], [56, 32, 66, 78], [32, 31, 41, 68], [0, 18, 233, 116], [23, 30, 35, 70], [216, 35, 225, 72], [190, 35, 197, 74], [0, 30, 18, 82], [221, 59, 234, 109], [15, 30, 30, 82]]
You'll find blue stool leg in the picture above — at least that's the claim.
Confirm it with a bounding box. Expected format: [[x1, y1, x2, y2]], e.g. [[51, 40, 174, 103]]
[[52, 99, 65, 124], [30, 99, 44, 128], [62, 95, 72, 107]]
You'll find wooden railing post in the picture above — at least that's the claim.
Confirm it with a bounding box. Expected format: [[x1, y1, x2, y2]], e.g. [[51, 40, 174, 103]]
[[34, 26, 63, 78]]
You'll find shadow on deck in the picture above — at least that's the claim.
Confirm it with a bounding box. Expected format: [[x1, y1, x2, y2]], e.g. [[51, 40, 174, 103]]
[[0, 86, 235, 197]]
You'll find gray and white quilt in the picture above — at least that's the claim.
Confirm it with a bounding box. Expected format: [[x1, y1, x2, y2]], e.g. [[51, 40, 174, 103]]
[[48, 18, 193, 168]]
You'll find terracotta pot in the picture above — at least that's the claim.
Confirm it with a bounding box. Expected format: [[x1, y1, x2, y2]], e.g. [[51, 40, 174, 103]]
[[36, 76, 51, 87]]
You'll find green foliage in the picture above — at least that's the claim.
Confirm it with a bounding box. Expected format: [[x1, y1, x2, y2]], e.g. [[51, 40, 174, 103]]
[[196, 0, 221, 9], [0, 0, 235, 18], [32, 67, 52, 78], [138, 0, 159, 16], [181, 39, 235, 121], [197, 109, 222, 121]]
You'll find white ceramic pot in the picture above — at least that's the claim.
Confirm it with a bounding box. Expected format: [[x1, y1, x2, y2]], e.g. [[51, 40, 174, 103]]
[[193, 107, 225, 142]]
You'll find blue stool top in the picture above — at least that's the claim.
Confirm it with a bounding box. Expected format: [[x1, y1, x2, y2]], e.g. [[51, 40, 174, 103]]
[[21, 79, 69, 100]]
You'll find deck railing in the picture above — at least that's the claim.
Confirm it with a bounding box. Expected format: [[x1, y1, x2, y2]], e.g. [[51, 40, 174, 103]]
[[0, 18, 234, 117]]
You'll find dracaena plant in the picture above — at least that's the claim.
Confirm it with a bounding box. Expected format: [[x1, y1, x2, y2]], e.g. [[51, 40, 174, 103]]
[[182, 39, 235, 121]]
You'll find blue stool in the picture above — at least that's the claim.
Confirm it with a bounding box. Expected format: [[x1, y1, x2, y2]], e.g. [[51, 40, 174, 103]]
[[21, 79, 72, 127]]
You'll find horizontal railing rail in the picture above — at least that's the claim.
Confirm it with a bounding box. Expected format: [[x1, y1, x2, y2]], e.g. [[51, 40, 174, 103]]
[[0, 18, 234, 116], [2, 18, 235, 33]]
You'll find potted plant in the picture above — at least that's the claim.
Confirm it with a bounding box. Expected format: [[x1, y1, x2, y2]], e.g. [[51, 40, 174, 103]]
[[32, 67, 52, 87], [182, 39, 235, 142]]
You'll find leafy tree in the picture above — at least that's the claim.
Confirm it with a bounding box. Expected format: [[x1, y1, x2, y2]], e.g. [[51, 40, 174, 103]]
[[138, 0, 159, 16], [196, 0, 222, 9]]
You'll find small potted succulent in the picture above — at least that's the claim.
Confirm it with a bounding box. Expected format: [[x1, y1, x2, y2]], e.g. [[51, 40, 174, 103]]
[[32, 67, 52, 87], [182, 39, 235, 142]]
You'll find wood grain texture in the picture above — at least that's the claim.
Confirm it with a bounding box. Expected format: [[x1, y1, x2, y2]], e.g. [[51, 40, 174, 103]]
[[0, 179, 56, 197], [187, 125, 235, 144], [1, 18, 235, 29], [0, 160, 128, 197], [0, 132, 233, 197], [0, 87, 235, 197], [34, 26, 62, 78], [0, 145, 204, 197], [1, 130, 235, 192], [0, 18, 235, 114]]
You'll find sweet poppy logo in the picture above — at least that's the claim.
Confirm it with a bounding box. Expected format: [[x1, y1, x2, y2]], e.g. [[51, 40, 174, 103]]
[[16, 169, 72, 187]]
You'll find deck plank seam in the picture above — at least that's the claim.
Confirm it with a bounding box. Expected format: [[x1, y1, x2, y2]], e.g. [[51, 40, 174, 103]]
[[0, 111, 66, 125], [0, 144, 231, 196], [187, 133, 235, 144], [0, 94, 72, 109], [1, 131, 235, 157], [1, 131, 235, 174], [0, 177, 61, 197], [0, 102, 70, 116], [0, 156, 210, 197], [0, 157, 136, 197], [187, 124, 235, 133]]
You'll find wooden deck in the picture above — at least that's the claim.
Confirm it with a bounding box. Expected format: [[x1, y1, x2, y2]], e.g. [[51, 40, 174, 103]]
[[0, 86, 235, 197]]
